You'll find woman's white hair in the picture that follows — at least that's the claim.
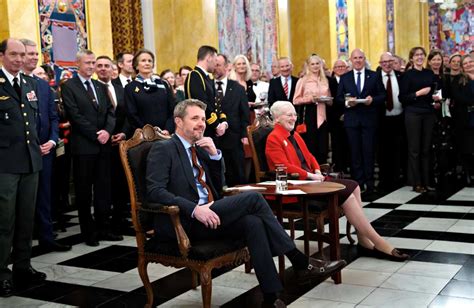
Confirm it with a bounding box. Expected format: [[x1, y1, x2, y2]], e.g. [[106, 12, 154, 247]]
[[270, 100, 294, 118], [228, 54, 252, 81]]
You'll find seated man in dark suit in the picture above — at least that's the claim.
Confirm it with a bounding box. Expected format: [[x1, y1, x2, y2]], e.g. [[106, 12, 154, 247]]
[[146, 99, 346, 307]]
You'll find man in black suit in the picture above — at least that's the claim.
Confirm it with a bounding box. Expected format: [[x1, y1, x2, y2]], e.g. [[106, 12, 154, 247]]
[[96, 55, 131, 235], [115, 52, 134, 88], [377, 52, 406, 192], [20, 38, 71, 252], [146, 99, 345, 307], [62, 50, 120, 246], [328, 59, 351, 174], [0, 38, 46, 297], [214, 54, 250, 186], [185, 45, 227, 138], [336, 49, 386, 196], [268, 57, 299, 105]]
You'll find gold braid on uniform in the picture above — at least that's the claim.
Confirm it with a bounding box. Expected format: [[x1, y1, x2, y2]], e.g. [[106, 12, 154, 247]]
[[206, 112, 218, 125]]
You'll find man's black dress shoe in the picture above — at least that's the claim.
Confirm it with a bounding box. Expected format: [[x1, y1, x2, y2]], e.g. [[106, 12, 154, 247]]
[[99, 232, 123, 241], [39, 241, 72, 252], [85, 239, 100, 247], [0, 279, 13, 297], [295, 258, 346, 284], [13, 267, 46, 286], [373, 247, 410, 262], [262, 298, 286, 308]]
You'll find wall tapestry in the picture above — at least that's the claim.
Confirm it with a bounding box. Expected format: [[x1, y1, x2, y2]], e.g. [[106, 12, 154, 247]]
[[386, 0, 395, 54], [38, 0, 88, 83], [429, 0, 473, 55], [336, 0, 349, 59], [217, 0, 278, 79]]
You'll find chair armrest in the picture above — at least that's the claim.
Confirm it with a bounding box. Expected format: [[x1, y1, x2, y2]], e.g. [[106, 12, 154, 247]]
[[139, 202, 191, 257]]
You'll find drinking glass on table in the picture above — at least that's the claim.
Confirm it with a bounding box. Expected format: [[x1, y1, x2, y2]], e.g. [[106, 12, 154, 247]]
[[275, 164, 288, 192]]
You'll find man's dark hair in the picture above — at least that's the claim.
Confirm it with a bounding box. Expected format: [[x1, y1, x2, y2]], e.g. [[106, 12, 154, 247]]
[[179, 65, 192, 75], [197, 45, 217, 61], [0, 39, 10, 54], [115, 52, 133, 63], [217, 53, 229, 65], [96, 55, 113, 62]]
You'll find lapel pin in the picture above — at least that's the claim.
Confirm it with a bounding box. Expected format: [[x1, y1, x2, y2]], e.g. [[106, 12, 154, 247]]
[[283, 140, 288, 147], [135, 87, 140, 93], [0, 78, 5, 83]]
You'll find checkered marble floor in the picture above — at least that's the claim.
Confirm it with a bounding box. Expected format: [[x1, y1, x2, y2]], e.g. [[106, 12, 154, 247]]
[[2, 187, 473, 307]]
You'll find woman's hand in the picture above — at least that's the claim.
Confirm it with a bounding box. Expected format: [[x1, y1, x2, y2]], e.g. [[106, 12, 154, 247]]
[[416, 87, 431, 97]]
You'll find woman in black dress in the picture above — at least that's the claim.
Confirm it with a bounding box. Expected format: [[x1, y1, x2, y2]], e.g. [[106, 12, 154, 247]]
[[125, 49, 175, 134], [399, 47, 441, 193], [451, 55, 474, 185]]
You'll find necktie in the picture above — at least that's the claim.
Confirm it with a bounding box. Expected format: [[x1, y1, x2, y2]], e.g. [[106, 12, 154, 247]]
[[283, 77, 289, 98], [356, 71, 361, 95], [216, 81, 224, 113], [107, 84, 116, 109], [386, 73, 393, 111], [84, 80, 97, 104], [13, 77, 21, 99], [288, 134, 311, 172], [190, 146, 214, 202]]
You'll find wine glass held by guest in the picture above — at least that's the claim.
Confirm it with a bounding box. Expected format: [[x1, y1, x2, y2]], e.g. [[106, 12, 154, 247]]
[[265, 101, 410, 262], [293, 54, 332, 163], [124, 49, 175, 135], [399, 47, 438, 193]]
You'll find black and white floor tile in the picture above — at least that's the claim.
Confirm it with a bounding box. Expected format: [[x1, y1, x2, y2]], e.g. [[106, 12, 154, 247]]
[[2, 187, 473, 307]]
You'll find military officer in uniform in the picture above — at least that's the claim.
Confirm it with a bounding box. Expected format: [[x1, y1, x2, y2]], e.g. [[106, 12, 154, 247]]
[[185, 45, 228, 139], [0, 38, 46, 297]]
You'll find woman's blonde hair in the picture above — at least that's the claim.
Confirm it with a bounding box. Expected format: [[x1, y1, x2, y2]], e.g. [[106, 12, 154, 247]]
[[229, 54, 252, 81], [304, 54, 327, 84]]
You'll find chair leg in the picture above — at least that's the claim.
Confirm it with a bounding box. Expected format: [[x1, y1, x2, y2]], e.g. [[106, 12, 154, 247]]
[[200, 269, 212, 308], [191, 270, 199, 289], [289, 218, 295, 240], [316, 217, 324, 255], [346, 221, 355, 245], [137, 257, 153, 308], [244, 261, 252, 273]]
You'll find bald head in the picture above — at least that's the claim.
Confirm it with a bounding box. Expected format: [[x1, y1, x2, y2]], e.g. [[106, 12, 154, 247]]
[[350, 48, 366, 71], [379, 52, 394, 73]]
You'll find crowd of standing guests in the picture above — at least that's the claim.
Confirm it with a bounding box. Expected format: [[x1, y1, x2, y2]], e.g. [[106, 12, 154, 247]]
[[1, 35, 473, 298]]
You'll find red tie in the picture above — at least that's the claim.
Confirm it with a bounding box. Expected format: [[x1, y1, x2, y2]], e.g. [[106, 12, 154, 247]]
[[191, 146, 214, 202], [386, 73, 393, 111], [283, 77, 289, 99]]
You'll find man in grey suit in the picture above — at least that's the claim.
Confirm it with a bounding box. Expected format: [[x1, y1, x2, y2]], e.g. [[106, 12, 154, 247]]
[[146, 99, 345, 307], [62, 50, 119, 246], [0, 38, 46, 297]]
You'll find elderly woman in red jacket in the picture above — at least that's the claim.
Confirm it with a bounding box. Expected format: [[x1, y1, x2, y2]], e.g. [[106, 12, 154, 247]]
[[265, 101, 409, 262]]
